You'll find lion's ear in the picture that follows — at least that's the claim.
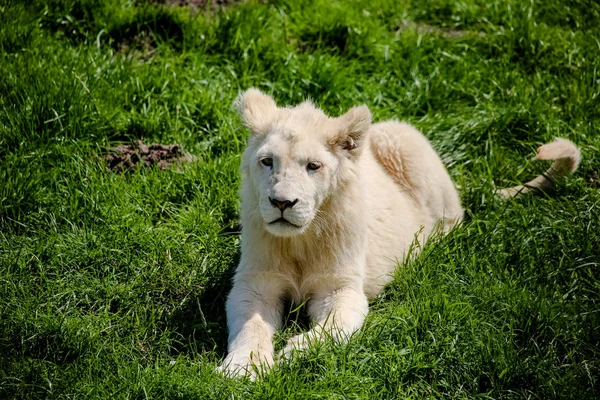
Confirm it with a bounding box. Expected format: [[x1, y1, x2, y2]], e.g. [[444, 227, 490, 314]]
[[333, 105, 372, 157], [236, 88, 278, 137]]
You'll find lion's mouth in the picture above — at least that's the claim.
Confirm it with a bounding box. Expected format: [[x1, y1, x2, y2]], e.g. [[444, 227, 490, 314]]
[[269, 217, 302, 228]]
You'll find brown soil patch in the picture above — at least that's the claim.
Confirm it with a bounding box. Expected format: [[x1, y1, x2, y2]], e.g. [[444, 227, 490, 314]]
[[398, 20, 484, 39], [118, 31, 156, 54], [104, 140, 195, 172], [149, 0, 242, 7]]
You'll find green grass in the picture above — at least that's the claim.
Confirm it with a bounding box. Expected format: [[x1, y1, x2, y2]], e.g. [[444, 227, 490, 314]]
[[1, 0, 599, 398]]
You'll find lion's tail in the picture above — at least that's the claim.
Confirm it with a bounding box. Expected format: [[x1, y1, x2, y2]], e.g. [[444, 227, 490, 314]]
[[497, 138, 581, 198]]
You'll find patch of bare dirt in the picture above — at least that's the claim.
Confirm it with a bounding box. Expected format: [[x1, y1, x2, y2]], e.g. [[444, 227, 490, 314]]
[[116, 31, 157, 57], [104, 140, 195, 172], [149, 0, 242, 8], [398, 20, 484, 39]]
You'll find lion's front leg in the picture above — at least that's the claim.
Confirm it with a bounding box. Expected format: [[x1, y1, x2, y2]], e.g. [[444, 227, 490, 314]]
[[282, 284, 368, 356], [221, 275, 284, 378]]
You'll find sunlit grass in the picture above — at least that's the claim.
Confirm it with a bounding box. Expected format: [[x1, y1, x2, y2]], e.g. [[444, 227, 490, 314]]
[[1, 0, 599, 398]]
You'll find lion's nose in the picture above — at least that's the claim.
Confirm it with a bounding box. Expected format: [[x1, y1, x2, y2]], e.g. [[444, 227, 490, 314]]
[[269, 197, 298, 211]]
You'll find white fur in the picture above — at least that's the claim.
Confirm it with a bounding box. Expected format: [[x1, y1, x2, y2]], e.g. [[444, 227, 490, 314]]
[[220, 89, 462, 377], [220, 89, 580, 378]]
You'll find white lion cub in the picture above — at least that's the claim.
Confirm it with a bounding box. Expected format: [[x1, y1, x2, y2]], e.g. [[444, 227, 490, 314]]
[[221, 89, 580, 377]]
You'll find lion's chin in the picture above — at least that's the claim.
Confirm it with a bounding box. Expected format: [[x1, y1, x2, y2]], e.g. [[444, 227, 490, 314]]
[[264, 219, 307, 237]]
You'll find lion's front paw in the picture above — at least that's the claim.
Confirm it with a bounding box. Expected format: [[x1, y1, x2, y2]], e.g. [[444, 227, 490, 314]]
[[218, 352, 273, 379], [281, 333, 311, 359]]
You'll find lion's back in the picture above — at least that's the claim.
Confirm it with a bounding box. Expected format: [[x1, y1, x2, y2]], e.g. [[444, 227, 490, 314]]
[[361, 122, 463, 297]]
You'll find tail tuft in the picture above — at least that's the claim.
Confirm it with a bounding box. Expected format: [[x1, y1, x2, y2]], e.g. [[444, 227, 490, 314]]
[[497, 138, 581, 198]]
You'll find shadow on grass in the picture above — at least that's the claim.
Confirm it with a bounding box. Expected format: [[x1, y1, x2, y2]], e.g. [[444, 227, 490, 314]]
[[108, 7, 185, 53], [167, 245, 314, 360], [168, 252, 237, 359]]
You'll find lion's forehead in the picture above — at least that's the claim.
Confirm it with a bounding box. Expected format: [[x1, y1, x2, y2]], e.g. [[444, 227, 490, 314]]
[[260, 131, 331, 162]]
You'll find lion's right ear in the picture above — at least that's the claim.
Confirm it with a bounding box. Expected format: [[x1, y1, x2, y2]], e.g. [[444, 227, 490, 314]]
[[236, 88, 278, 137]]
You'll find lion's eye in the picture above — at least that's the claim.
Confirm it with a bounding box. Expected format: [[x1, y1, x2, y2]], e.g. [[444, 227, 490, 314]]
[[307, 161, 322, 171], [260, 158, 273, 168]]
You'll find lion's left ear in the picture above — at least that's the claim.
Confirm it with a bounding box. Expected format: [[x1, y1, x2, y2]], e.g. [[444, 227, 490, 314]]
[[236, 88, 278, 137], [332, 105, 372, 157]]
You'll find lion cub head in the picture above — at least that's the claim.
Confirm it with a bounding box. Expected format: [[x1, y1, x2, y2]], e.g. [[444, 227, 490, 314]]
[[237, 89, 371, 237]]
